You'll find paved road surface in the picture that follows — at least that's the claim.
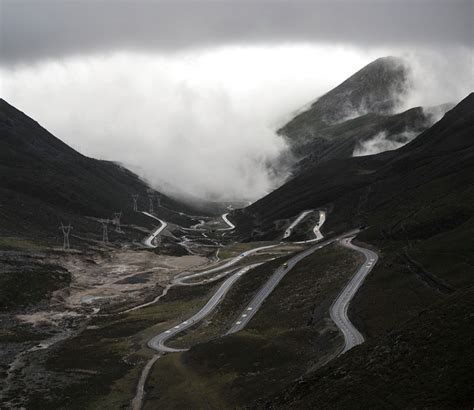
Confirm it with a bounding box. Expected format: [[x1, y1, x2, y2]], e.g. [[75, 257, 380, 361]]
[[182, 219, 206, 231], [283, 210, 313, 239], [312, 210, 326, 240], [175, 243, 279, 283], [218, 213, 236, 230], [227, 229, 358, 334], [133, 209, 366, 409], [131, 354, 161, 410], [148, 263, 262, 353], [330, 237, 378, 354], [142, 212, 167, 248], [295, 210, 326, 243]]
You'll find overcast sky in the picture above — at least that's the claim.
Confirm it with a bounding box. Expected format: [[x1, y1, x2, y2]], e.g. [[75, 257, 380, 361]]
[[1, 0, 472, 201], [2, 0, 472, 65]]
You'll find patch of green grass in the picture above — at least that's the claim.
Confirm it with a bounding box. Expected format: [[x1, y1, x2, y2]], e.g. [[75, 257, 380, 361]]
[[410, 216, 474, 288], [29, 280, 222, 409], [168, 255, 292, 348], [263, 286, 474, 409], [0, 262, 70, 312], [0, 236, 51, 251], [144, 353, 231, 410], [351, 213, 474, 338], [217, 241, 276, 260], [87, 365, 144, 410], [144, 244, 362, 408], [0, 327, 45, 343]]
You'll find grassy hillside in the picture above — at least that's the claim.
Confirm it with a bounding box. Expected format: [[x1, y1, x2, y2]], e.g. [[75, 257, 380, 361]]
[[226, 93, 474, 407], [0, 99, 212, 243], [277, 57, 452, 171], [280, 57, 408, 145], [235, 93, 474, 244], [143, 244, 362, 409], [259, 285, 474, 409], [294, 106, 432, 171]]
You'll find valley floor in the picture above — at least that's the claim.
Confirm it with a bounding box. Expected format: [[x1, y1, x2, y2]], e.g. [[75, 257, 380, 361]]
[[1, 205, 472, 409]]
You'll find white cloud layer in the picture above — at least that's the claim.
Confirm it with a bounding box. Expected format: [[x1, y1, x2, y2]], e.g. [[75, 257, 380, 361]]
[[353, 131, 418, 157], [399, 48, 474, 110], [1, 45, 472, 201], [0, 45, 381, 200]]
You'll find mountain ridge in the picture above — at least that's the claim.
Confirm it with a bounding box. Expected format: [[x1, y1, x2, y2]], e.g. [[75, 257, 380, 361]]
[[0, 98, 210, 244], [274, 56, 456, 174], [234, 92, 474, 238], [279, 56, 409, 147]]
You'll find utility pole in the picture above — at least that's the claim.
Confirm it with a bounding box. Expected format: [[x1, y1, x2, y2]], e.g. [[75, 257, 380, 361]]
[[132, 194, 139, 212], [148, 195, 154, 214], [113, 212, 123, 233], [156, 194, 161, 209], [99, 219, 109, 243], [59, 222, 73, 250], [146, 189, 156, 214]]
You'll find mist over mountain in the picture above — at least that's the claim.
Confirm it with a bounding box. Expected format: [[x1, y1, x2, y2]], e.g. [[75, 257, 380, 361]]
[[0, 98, 222, 244], [1, 2, 473, 408], [234, 92, 474, 238], [241, 92, 474, 409], [276, 56, 459, 175], [280, 56, 409, 142], [2, 49, 472, 202]]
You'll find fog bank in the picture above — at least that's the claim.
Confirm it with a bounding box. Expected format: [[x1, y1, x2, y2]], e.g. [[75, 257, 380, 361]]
[[1, 46, 379, 200], [1, 46, 472, 201]]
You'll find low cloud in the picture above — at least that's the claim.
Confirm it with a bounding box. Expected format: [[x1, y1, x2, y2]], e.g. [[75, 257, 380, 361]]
[[2, 0, 471, 66], [399, 48, 473, 110], [2, 46, 471, 200], [0, 45, 380, 201], [353, 130, 418, 157]]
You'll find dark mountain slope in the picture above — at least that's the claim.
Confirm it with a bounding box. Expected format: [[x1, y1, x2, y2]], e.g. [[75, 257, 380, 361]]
[[279, 56, 409, 148], [276, 57, 455, 172], [0, 99, 206, 243], [259, 285, 474, 409], [236, 93, 474, 239], [294, 105, 431, 173], [233, 93, 474, 337], [226, 95, 474, 410]]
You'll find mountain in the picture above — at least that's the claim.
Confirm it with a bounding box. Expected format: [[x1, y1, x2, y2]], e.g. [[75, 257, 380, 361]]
[[233, 91, 474, 337], [0, 99, 207, 245], [236, 93, 473, 239], [229, 93, 474, 408], [293, 105, 431, 173], [280, 56, 409, 147], [277, 57, 456, 173], [259, 285, 474, 409]]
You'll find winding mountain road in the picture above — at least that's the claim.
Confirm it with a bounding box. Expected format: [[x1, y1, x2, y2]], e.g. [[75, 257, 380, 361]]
[[218, 212, 236, 230], [294, 210, 326, 243], [330, 236, 378, 354], [142, 212, 167, 248], [283, 210, 313, 239], [141, 210, 371, 351], [148, 263, 263, 353], [132, 210, 376, 409], [227, 229, 356, 334], [175, 243, 279, 283]]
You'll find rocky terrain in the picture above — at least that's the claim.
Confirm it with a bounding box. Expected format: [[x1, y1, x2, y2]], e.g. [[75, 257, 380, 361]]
[[1, 59, 472, 409]]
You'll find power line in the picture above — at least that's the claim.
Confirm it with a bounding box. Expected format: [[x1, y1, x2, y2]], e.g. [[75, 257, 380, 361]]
[[59, 222, 73, 250], [148, 195, 154, 213], [113, 211, 123, 233], [132, 194, 139, 212], [99, 219, 109, 243]]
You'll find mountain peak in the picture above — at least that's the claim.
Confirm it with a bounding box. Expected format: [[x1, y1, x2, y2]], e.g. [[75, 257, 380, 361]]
[[312, 56, 408, 122], [279, 56, 409, 144]]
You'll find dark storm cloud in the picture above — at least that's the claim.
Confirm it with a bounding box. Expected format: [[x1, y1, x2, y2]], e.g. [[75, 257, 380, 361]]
[[1, 0, 472, 65]]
